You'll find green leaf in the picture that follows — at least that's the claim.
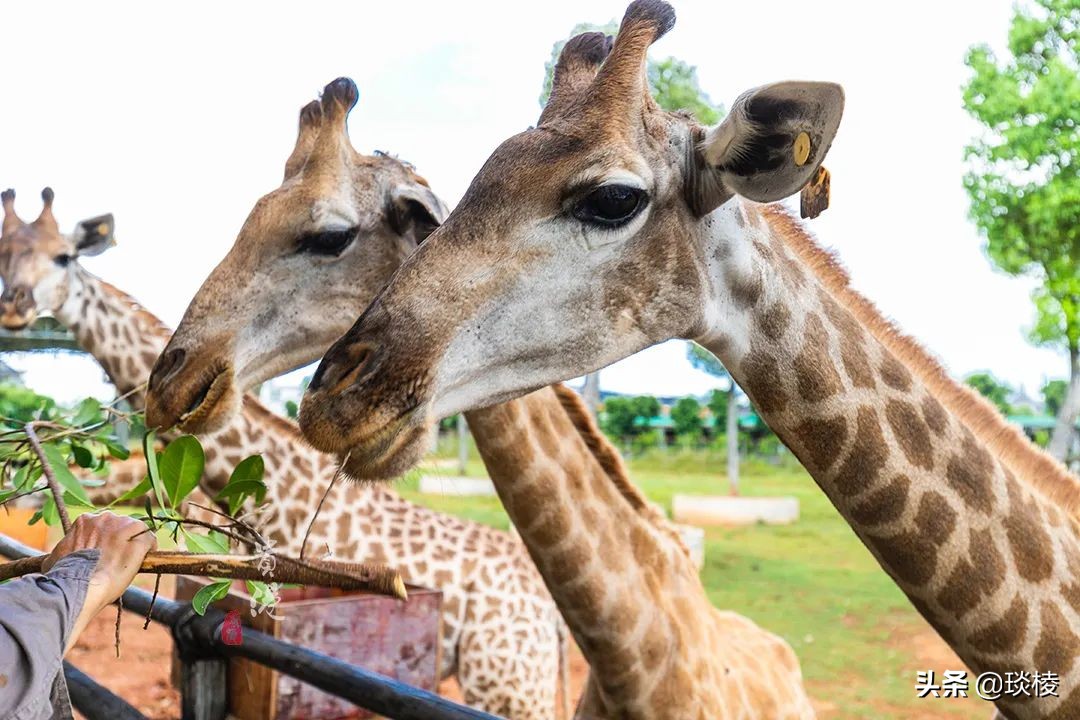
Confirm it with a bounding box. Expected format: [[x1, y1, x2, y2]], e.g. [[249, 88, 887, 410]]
[[143, 431, 166, 510], [217, 455, 267, 514], [41, 494, 59, 526], [191, 580, 232, 615], [215, 480, 268, 515], [184, 529, 230, 555], [103, 439, 130, 460], [229, 455, 264, 485], [41, 443, 93, 507], [11, 465, 29, 492], [110, 475, 153, 506], [71, 443, 95, 469], [246, 580, 277, 607], [158, 436, 205, 508], [72, 398, 101, 427], [27, 509, 42, 526]]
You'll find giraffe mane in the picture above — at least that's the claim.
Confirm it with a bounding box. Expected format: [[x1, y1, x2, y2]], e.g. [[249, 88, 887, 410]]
[[97, 278, 173, 340], [759, 202, 1080, 519], [551, 383, 692, 556]]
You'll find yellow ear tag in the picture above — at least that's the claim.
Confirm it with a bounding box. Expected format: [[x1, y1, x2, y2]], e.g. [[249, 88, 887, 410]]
[[96, 223, 109, 236], [793, 132, 811, 166]]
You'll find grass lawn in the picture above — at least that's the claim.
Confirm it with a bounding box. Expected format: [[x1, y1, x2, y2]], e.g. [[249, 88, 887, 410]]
[[400, 443, 989, 719]]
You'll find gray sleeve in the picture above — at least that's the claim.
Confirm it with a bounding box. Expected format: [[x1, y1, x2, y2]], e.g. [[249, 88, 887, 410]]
[[0, 549, 100, 720]]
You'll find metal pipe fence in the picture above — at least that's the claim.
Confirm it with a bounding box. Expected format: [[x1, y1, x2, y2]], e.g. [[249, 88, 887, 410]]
[[0, 533, 502, 720]]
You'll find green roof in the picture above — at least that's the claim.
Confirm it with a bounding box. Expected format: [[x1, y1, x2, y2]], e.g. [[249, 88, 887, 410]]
[[1005, 414, 1076, 430]]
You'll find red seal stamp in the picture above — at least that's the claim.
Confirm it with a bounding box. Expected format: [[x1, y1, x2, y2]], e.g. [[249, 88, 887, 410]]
[[221, 609, 243, 646]]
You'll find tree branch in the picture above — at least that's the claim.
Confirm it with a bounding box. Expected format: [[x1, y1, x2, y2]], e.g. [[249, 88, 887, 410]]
[[0, 550, 406, 599], [24, 423, 71, 533]]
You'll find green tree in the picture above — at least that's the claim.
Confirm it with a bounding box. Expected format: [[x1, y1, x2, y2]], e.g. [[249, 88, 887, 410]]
[[687, 343, 740, 494], [600, 395, 659, 445], [706, 388, 727, 429], [964, 371, 1015, 415], [670, 396, 702, 439], [963, 0, 1080, 459], [540, 22, 722, 124], [1044, 378, 1069, 416]]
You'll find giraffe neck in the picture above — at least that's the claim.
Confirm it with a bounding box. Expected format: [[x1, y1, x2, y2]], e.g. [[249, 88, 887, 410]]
[[466, 384, 704, 709], [56, 267, 171, 408], [695, 201, 1080, 717]]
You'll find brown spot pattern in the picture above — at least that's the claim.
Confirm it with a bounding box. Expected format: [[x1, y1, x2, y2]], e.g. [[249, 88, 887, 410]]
[[945, 432, 996, 514], [739, 350, 787, 414], [1034, 602, 1079, 676], [935, 528, 1005, 616], [794, 314, 844, 402], [727, 264, 763, 307], [757, 302, 791, 342], [885, 400, 935, 470], [849, 475, 909, 526], [840, 341, 876, 390], [790, 416, 847, 471], [921, 396, 948, 434], [1004, 484, 1055, 583], [880, 356, 912, 391], [968, 595, 1028, 654], [864, 491, 955, 586], [832, 406, 889, 497]]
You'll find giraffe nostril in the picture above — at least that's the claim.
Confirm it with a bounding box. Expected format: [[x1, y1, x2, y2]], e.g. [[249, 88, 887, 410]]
[[151, 348, 187, 392], [312, 342, 376, 397]]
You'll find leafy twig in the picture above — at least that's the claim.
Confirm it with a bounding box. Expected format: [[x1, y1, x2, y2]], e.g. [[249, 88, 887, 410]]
[[24, 423, 71, 533]]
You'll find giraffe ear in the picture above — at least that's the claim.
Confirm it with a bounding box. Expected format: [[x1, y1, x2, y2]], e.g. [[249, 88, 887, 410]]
[[72, 214, 115, 256], [387, 183, 447, 246], [691, 81, 843, 214]]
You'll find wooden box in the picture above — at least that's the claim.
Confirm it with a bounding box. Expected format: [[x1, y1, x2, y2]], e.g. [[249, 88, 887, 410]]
[[174, 576, 442, 720]]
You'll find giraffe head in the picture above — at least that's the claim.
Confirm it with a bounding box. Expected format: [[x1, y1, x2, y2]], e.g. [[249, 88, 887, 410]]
[[0, 187, 115, 329], [144, 77, 446, 434], [299, 0, 843, 478]]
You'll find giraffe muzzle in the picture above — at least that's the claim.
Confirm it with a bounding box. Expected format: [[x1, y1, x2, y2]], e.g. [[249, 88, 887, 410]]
[[146, 344, 237, 433], [0, 285, 37, 330]]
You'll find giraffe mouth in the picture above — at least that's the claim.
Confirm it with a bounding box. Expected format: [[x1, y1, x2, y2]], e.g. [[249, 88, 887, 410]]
[[177, 369, 232, 432], [339, 412, 434, 482]]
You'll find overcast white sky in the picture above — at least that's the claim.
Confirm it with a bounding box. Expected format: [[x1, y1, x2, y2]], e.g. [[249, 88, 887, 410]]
[[1, 0, 1063, 405]]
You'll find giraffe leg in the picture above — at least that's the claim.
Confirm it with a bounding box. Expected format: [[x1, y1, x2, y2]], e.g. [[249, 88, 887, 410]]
[[456, 597, 561, 720]]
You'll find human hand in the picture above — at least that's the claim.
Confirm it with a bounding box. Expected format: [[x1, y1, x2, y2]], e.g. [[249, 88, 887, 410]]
[[43, 512, 156, 650]]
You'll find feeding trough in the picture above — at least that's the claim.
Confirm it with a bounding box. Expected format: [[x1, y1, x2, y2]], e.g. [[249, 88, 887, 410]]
[[672, 495, 799, 527], [174, 576, 443, 720]]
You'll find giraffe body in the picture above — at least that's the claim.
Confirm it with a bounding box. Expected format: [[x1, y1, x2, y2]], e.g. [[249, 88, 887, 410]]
[[298, 4, 1080, 717]]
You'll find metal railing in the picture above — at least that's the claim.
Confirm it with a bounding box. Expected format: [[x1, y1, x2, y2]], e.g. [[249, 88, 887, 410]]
[[0, 533, 502, 720]]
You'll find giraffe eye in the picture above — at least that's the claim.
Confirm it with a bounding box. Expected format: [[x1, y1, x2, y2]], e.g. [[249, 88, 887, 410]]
[[54, 254, 71, 267], [572, 184, 647, 228], [296, 228, 358, 256]]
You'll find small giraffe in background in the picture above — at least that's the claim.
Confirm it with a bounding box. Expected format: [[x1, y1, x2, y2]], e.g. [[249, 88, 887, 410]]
[[300, 3, 1080, 718], [0, 186, 567, 719]]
